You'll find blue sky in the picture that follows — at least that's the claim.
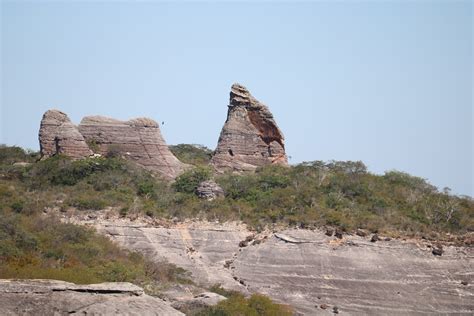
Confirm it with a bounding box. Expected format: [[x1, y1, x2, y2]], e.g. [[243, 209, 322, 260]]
[[1, 1, 472, 196]]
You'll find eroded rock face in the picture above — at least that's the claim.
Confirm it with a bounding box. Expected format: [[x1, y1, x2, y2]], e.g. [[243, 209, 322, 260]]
[[77, 116, 188, 179], [211, 84, 288, 172], [39, 110, 92, 159], [0, 279, 184, 316], [68, 215, 474, 315]]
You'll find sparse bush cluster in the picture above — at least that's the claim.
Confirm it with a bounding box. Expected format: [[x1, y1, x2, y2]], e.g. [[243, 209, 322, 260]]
[[0, 210, 190, 285], [0, 146, 191, 287], [1, 145, 472, 236], [169, 144, 213, 166]]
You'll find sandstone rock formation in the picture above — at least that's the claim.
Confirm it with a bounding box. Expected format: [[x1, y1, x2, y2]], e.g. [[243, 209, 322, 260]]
[[69, 214, 473, 315], [0, 279, 183, 316], [78, 116, 188, 179], [196, 180, 225, 200], [211, 84, 288, 172], [39, 109, 92, 159]]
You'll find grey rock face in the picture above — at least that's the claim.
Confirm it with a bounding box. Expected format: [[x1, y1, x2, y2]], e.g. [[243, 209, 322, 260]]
[[171, 292, 227, 312], [0, 279, 184, 316], [77, 217, 473, 315], [211, 84, 288, 172], [78, 116, 188, 179], [196, 180, 225, 200], [39, 109, 92, 159]]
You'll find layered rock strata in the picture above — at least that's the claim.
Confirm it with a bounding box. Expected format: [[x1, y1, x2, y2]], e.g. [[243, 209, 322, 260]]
[[0, 279, 184, 316], [78, 116, 188, 179], [211, 83, 288, 172], [68, 214, 473, 315], [38, 109, 92, 159]]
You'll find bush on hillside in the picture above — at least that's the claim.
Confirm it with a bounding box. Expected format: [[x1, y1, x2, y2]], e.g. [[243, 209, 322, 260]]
[[169, 144, 213, 166], [173, 166, 212, 194], [195, 293, 293, 316]]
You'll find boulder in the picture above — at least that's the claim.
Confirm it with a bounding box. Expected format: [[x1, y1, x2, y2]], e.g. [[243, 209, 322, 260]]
[[196, 180, 225, 200], [78, 116, 188, 179], [432, 247, 443, 256], [211, 83, 288, 172], [39, 109, 92, 159], [0, 279, 183, 316], [371, 234, 380, 242]]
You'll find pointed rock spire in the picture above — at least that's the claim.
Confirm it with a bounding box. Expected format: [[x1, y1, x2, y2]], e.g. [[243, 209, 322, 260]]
[[211, 83, 288, 172]]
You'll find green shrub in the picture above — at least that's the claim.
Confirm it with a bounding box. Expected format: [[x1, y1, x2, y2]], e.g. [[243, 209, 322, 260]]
[[0, 209, 190, 286], [10, 200, 25, 213], [0, 145, 38, 165], [173, 166, 212, 194], [169, 144, 213, 166], [137, 179, 156, 197], [65, 189, 108, 210], [26, 156, 127, 187]]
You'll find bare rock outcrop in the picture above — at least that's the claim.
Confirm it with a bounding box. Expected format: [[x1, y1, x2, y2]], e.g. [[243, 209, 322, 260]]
[[39, 110, 92, 159], [211, 83, 288, 172], [72, 215, 473, 315], [77, 116, 188, 179], [0, 279, 184, 316], [196, 180, 225, 200]]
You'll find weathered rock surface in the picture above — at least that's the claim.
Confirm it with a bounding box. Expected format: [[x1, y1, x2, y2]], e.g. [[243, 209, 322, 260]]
[[196, 180, 225, 200], [0, 279, 183, 316], [39, 110, 92, 159], [171, 292, 227, 312], [78, 116, 188, 179], [211, 84, 288, 172], [68, 215, 473, 315]]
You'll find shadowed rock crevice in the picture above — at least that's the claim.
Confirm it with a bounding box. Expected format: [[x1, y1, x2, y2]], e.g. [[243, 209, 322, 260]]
[[212, 83, 288, 172]]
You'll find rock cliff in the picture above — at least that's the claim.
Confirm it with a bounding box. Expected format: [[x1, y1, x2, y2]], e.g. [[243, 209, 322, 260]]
[[67, 214, 473, 315], [0, 279, 183, 316], [211, 84, 288, 172], [78, 116, 188, 179], [39, 110, 92, 159]]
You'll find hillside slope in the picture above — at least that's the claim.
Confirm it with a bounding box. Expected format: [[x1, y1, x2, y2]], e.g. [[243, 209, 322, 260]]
[[0, 145, 473, 314]]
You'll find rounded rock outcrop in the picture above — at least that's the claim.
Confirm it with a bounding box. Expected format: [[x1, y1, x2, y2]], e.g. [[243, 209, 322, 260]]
[[78, 115, 188, 179], [39, 109, 92, 159]]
